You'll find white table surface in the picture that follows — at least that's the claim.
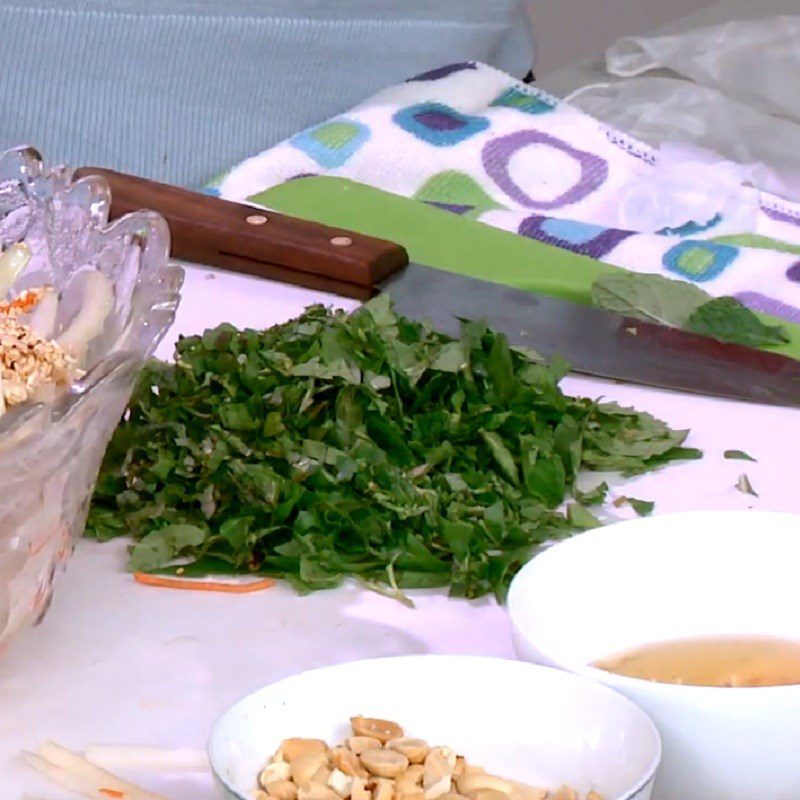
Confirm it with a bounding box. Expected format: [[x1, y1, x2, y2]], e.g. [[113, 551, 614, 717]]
[[2, 264, 799, 799]]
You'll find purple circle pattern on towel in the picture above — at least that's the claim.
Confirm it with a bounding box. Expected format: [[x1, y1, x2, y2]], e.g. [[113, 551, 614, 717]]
[[482, 130, 608, 209], [787, 261, 800, 283], [518, 215, 632, 258], [762, 204, 800, 227], [734, 291, 800, 324]]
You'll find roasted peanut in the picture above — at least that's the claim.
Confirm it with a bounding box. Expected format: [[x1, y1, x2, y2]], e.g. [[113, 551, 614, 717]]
[[387, 739, 429, 765], [396, 765, 425, 794], [372, 778, 395, 800], [292, 753, 330, 788], [348, 737, 382, 755], [298, 784, 341, 800], [549, 788, 579, 800], [360, 748, 409, 779], [332, 746, 370, 778], [266, 781, 300, 800], [261, 762, 293, 786], [351, 716, 404, 744], [351, 777, 372, 800], [508, 781, 547, 800], [423, 747, 456, 800], [282, 739, 329, 762], [456, 774, 514, 799], [328, 768, 355, 798], [472, 791, 508, 800]]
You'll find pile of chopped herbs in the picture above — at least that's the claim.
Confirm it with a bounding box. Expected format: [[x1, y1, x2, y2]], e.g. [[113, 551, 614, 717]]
[[86, 297, 700, 601]]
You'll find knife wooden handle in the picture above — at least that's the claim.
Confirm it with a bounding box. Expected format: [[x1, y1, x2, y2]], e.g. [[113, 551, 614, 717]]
[[72, 167, 409, 299]]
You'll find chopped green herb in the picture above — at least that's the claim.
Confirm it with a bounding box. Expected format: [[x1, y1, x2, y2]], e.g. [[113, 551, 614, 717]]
[[735, 473, 758, 497], [612, 496, 655, 516], [724, 449, 756, 462], [574, 481, 609, 506], [627, 498, 655, 516], [87, 297, 698, 600], [566, 503, 602, 530]]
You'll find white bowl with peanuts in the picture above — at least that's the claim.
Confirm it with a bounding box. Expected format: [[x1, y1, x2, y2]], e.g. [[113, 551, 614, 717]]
[[208, 656, 660, 800]]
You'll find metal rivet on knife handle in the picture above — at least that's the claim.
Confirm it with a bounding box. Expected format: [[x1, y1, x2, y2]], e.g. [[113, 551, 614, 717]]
[[245, 214, 269, 226], [330, 236, 353, 247]]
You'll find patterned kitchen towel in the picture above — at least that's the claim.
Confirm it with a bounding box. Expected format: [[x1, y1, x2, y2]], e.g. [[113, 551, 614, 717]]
[[210, 61, 800, 323]]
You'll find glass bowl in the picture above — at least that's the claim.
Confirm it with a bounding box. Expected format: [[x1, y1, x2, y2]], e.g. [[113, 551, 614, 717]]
[[0, 146, 183, 654]]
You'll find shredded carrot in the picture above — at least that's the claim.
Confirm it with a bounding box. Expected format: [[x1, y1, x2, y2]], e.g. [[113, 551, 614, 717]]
[[99, 790, 125, 799], [0, 287, 45, 316], [133, 572, 276, 593]]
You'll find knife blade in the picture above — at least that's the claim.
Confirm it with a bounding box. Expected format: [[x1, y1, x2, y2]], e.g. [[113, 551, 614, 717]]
[[73, 167, 800, 408]]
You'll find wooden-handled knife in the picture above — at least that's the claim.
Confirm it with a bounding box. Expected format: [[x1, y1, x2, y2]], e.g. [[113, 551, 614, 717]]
[[74, 167, 408, 300], [73, 167, 800, 408]]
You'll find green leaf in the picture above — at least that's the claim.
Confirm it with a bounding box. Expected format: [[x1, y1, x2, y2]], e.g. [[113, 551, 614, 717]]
[[486, 333, 516, 400], [431, 341, 468, 372], [218, 403, 258, 431], [628, 498, 655, 516], [525, 456, 566, 508], [591, 272, 710, 327], [685, 297, 789, 347], [479, 430, 519, 485], [566, 503, 601, 529], [129, 524, 206, 572], [724, 449, 756, 462], [441, 521, 473, 560], [574, 481, 608, 506], [735, 473, 758, 497], [219, 516, 253, 551]]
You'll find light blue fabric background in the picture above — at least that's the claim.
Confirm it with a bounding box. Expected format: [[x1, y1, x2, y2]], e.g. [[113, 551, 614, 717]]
[[0, 0, 533, 187]]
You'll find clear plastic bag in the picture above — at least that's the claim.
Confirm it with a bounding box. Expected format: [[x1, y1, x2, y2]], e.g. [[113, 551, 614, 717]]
[[569, 77, 800, 202], [605, 16, 800, 122]]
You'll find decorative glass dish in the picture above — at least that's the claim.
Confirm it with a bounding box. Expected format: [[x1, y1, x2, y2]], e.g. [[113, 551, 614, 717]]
[[0, 146, 182, 654]]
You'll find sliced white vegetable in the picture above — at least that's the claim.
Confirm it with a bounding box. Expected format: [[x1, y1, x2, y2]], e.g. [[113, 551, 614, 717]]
[[84, 745, 210, 773], [0, 243, 31, 298], [30, 742, 169, 800], [25, 286, 59, 339], [23, 751, 119, 800], [56, 271, 114, 363]]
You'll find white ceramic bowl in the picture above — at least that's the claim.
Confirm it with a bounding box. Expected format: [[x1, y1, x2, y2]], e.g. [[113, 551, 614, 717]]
[[208, 655, 660, 800], [508, 511, 800, 800]]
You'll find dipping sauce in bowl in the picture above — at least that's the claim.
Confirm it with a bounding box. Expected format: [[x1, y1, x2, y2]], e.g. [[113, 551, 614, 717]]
[[593, 635, 800, 688], [507, 511, 800, 800]]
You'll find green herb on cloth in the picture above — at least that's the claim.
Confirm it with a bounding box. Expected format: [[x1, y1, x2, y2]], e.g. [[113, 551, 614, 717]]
[[590, 272, 708, 328], [724, 449, 756, 462], [591, 273, 788, 348], [87, 297, 699, 601], [685, 297, 789, 347]]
